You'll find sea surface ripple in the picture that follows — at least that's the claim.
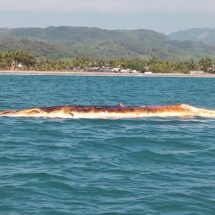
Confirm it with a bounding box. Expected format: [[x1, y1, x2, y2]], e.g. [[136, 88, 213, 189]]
[[0, 75, 215, 214]]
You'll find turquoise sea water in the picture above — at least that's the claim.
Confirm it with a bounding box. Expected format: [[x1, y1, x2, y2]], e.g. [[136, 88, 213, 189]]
[[0, 75, 215, 214]]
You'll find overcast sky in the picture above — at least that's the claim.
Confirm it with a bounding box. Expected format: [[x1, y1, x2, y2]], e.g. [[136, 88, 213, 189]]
[[0, 0, 215, 34]]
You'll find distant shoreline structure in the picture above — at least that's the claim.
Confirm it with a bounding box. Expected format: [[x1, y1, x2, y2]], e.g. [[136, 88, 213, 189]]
[[1, 70, 215, 78]]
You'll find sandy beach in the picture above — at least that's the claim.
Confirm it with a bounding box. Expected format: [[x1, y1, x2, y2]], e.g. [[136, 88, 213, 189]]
[[1, 70, 215, 78]]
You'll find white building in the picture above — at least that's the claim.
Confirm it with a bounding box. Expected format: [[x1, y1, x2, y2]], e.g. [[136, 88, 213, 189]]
[[189, 70, 204, 74]]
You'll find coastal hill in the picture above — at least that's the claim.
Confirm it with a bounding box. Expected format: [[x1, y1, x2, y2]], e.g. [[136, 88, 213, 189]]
[[169, 28, 215, 47], [0, 26, 215, 59]]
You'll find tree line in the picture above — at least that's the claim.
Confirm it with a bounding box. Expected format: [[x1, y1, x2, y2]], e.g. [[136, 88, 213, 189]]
[[0, 50, 214, 73]]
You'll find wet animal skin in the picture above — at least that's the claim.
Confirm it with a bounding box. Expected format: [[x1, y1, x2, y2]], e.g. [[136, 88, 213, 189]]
[[1, 104, 215, 119]]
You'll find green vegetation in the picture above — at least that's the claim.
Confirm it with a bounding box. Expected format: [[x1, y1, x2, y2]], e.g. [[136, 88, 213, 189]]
[[0, 50, 214, 73], [1, 27, 215, 60], [0, 51, 36, 70], [169, 28, 215, 46]]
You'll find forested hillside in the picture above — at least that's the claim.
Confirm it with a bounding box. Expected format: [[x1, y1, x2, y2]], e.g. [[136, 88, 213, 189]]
[[0, 27, 215, 60]]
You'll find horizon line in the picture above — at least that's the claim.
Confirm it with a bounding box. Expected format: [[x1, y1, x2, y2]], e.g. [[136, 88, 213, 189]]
[[0, 25, 215, 35]]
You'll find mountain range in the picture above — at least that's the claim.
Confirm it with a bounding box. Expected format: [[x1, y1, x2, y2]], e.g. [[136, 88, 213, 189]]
[[0, 26, 215, 60], [169, 28, 215, 47]]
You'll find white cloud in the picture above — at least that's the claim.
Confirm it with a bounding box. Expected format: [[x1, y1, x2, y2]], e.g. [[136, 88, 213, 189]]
[[1, 0, 215, 13]]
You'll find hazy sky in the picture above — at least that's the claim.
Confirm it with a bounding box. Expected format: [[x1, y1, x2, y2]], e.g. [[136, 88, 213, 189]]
[[0, 0, 215, 33]]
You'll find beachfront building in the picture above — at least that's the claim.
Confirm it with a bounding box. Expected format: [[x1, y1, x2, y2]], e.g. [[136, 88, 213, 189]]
[[189, 70, 205, 74]]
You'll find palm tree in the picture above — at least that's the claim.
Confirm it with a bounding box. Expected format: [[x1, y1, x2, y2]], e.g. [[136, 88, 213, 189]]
[[198, 57, 213, 72]]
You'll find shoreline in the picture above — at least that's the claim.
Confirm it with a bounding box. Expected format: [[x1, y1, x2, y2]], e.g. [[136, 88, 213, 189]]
[[1, 70, 215, 78]]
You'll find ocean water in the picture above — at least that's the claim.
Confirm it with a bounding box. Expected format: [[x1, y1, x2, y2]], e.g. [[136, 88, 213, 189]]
[[0, 75, 215, 215]]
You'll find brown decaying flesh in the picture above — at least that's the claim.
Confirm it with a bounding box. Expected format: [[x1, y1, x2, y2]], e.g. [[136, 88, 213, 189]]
[[0, 104, 215, 118]]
